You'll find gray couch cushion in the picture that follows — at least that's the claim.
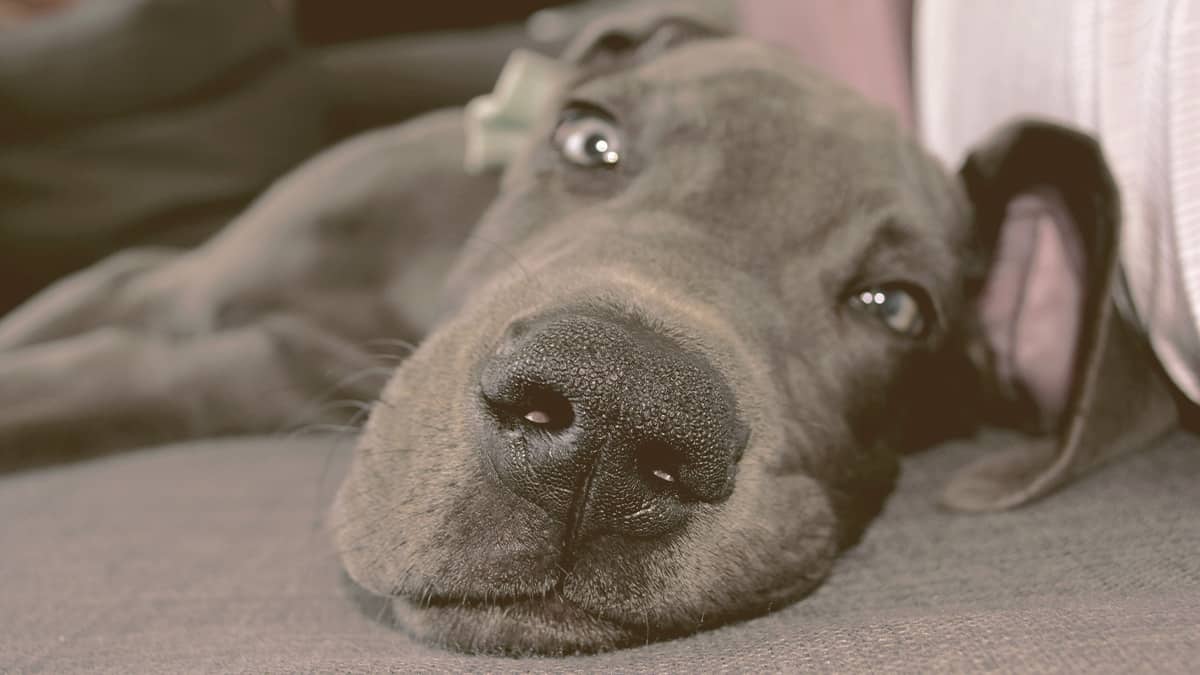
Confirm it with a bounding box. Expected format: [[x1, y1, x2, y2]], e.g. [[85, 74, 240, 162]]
[[1, 431, 1196, 672]]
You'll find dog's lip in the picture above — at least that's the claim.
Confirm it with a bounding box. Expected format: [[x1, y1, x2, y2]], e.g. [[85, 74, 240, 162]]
[[396, 588, 587, 616], [390, 591, 640, 655], [391, 587, 649, 633], [405, 590, 549, 609]]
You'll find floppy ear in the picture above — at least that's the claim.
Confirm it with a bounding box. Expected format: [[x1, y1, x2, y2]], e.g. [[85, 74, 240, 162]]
[[942, 120, 1179, 512]]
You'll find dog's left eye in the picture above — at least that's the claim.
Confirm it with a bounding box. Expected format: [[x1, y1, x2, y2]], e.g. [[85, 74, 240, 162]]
[[553, 109, 622, 168], [849, 286, 928, 337]]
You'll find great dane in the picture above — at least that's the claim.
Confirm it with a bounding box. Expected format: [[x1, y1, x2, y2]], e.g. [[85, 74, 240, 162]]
[[0, 7, 1178, 655]]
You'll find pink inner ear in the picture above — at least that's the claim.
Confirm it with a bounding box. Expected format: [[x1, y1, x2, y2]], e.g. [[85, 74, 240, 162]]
[[979, 191, 1086, 429]]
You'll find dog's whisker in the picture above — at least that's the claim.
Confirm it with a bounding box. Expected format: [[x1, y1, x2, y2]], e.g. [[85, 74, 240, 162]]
[[298, 423, 361, 435], [365, 352, 408, 366], [362, 349, 416, 366], [346, 364, 401, 378], [324, 517, 408, 563], [362, 336, 420, 354], [320, 474, 422, 541], [294, 429, 357, 532], [332, 399, 376, 416], [408, 422, 452, 438], [305, 406, 380, 533], [276, 395, 377, 437], [270, 359, 403, 438], [314, 466, 398, 528], [359, 447, 416, 458], [323, 523, 395, 558], [328, 542, 381, 559], [374, 588, 394, 624], [318, 362, 395, 396], [287, 420, 364, 439], [367, 390, 400, 410]]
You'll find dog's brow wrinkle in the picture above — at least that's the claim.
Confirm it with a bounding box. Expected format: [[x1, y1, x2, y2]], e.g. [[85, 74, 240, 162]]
[[842, 215, 920, 275]]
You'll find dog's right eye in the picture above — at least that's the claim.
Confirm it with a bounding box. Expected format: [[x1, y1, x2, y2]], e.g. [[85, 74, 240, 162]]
[[552, 107, 622, 168], [848, 285, 931, 338]]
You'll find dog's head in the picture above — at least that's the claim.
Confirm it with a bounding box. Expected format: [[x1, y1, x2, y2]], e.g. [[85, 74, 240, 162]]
[[333, 15, 1136, 655]]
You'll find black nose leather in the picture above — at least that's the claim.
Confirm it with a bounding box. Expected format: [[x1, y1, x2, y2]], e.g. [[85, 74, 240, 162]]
[[478, 311, 748, 539]]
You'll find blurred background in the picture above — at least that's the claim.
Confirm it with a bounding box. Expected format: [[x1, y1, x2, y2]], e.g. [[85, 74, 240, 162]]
[[0, 0, 572, 315], [0, 0, 910, 316]]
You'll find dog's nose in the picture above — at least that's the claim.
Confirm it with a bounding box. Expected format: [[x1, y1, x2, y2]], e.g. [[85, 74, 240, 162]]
[[478, 311, 748, 539]]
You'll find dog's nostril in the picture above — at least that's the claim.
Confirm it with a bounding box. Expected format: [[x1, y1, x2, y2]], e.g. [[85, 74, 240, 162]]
[[636, 439, 686, 494], [488, 384, 575, 432], [480, 311, 745, 539], [522, 387, 574, 431]]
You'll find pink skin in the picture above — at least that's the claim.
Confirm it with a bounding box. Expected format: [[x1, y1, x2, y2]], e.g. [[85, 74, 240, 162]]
[[736, 0, 914, 129]]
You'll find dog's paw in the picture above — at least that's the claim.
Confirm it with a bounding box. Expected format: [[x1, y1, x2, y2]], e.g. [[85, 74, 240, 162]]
[[0, 247, 179, 351]]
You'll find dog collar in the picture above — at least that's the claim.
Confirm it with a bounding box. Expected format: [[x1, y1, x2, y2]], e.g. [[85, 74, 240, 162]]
[[464, 49, 575, 174]]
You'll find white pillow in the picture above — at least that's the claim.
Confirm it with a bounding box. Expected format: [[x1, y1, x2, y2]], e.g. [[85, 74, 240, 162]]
[[916, 0, 1200, 404]]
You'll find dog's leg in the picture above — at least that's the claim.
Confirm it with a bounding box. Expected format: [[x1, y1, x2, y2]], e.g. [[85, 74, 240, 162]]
[[0, 247, 178, 351], [0, 108, 498, 468], [0, 314, 380, 472]]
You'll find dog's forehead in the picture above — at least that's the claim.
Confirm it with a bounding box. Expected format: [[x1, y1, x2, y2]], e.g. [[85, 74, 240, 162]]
[[565, 38, 959, 244], [571, 38, 938, 190]]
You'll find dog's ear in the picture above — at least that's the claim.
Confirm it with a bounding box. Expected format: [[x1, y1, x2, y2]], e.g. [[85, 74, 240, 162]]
[[943, 119, 1179, 512], [561, 1, 733, 71]]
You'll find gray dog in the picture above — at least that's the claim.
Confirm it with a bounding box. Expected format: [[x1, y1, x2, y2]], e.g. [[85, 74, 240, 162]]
[[0, 9, 1179, 656]]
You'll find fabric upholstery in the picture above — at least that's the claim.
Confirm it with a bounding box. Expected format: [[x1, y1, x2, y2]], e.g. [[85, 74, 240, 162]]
[[2, 431, 1196, 672]]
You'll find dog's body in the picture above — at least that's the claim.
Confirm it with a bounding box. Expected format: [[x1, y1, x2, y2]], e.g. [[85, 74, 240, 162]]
[[0, 112, 497, 464], [0, 10, 1179, 656]]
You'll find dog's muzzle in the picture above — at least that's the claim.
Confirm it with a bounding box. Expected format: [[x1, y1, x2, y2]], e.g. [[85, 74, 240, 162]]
[[477, 310, 749, 540]]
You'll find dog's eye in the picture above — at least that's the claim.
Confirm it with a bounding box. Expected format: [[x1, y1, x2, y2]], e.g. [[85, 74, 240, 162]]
[[850, 286, 928, 337], [553, 109, 622, 168]]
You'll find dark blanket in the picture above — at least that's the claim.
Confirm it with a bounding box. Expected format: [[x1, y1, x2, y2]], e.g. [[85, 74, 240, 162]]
[[0, 0, 564, 316], [0, 0, 325, 314]]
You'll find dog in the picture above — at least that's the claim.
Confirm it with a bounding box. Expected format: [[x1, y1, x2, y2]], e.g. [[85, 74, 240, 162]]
[[0, 6, 1179, 656]]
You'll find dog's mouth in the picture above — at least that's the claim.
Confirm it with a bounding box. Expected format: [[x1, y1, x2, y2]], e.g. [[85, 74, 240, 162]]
[[357, 309, 747, 654], [335, 285, 844, 655]]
